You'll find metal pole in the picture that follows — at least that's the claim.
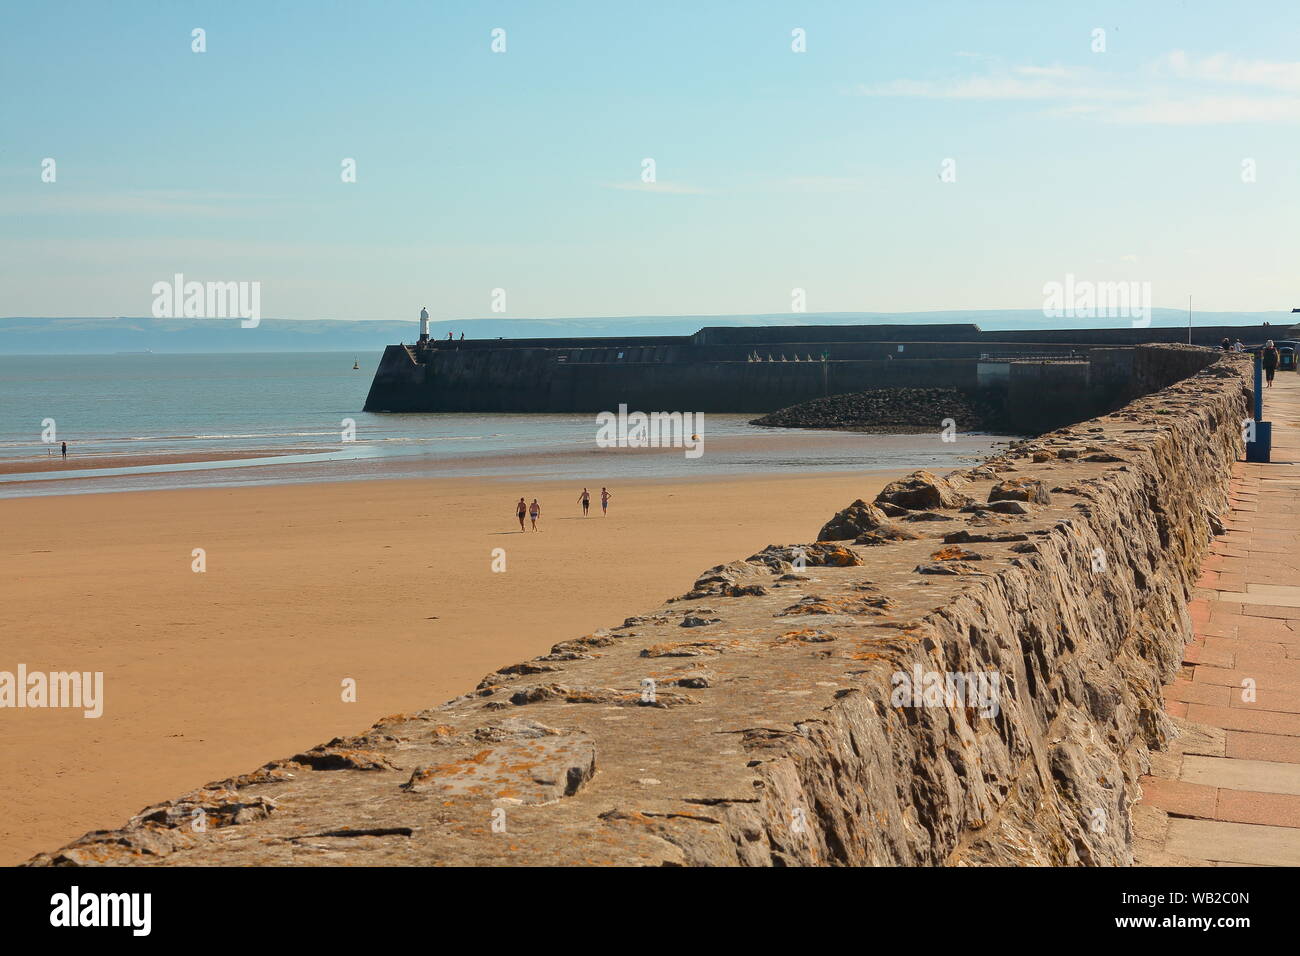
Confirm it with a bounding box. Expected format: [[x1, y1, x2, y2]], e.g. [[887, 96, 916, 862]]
[[1255, 350, 1264, 422]]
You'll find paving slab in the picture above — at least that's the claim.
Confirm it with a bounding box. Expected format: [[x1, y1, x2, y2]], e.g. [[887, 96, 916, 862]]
[[1164, 819, 1300, 866], [1213, 790, 1300, 828], [1225, 731, 1300, 764], [1180, 755, 1300, 795]]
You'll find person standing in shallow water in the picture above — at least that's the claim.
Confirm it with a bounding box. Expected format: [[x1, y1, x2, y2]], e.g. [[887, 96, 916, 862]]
[[529, 498, 541, 531], [600, 487, 612, 516], [1263, 340, 1280, 388], [61, 441, 67, 457], [516, 497, 527, 532], [578, 488, 590, 515]]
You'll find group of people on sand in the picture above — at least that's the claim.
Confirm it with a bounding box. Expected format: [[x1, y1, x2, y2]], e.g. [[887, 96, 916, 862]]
[[515, 487, 611, 531]]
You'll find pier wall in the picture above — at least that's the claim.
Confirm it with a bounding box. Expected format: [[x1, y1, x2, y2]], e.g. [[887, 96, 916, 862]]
[[365, 344, 979, 413], [29, 348, 1255, 867], [365, 324, 1279, 416], [1001, 346, 1225, 434]]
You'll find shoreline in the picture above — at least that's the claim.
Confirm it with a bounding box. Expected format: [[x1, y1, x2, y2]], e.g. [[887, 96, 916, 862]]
[[0, 447, 314, 476], [0, 466, 909, 864], [0, 431, 1009, 499]]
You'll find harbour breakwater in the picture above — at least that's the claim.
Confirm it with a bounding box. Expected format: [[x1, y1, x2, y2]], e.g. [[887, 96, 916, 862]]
[[28, 346, 1253, 866], [362, 321, 1279, 416], [752, 345, 1228, 435]]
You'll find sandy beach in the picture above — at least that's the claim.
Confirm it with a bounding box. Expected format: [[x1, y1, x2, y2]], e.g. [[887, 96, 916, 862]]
[[0, 466, 907, 864]]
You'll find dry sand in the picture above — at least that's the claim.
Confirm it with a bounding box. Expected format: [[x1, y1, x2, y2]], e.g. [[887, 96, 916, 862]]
[[0, 468, 905, 864]]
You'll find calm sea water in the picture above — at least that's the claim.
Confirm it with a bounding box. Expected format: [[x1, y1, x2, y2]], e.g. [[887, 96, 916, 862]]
[[0, 353, 1008, 496]]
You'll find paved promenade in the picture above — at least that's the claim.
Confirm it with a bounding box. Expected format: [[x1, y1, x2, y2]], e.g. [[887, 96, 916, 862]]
[[1138, 368, 1300, 866]]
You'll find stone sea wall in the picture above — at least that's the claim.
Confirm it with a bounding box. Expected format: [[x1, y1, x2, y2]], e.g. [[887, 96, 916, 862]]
[[28, 347, 1253, 866]]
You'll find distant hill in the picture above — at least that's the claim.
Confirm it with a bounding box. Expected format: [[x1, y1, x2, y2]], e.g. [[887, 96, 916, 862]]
[[0, 311, 1292, 354]]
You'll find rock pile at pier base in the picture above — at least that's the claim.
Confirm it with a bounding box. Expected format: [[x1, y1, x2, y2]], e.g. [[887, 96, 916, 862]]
[[751, 386, 1007, 433]]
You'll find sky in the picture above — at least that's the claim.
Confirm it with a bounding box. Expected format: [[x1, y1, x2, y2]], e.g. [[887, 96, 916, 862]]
[[2, 0, 1298, 324]]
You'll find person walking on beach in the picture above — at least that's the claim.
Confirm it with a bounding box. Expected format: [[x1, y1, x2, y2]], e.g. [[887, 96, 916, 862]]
[[61, 441, 67, 458], [516, 497, 527, 531], [600, 487, 612, 516], [528, 498, 541, 531], [1263, 340, 1280, 388], [578, 488, 591, 515]]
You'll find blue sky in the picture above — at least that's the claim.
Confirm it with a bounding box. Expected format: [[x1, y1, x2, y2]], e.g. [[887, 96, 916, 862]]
[[2, 0, 1298, 322]]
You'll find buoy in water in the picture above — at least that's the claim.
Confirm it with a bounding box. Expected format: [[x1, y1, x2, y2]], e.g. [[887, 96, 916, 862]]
[[353, 358, 360, 370]]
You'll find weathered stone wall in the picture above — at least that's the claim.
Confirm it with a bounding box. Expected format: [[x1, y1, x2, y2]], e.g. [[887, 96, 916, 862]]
[[1002, 345, 1225, 434], [29, 348, 1253, 867]]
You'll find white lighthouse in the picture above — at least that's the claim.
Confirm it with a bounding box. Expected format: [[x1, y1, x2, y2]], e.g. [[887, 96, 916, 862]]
[[419, 306, 430, 343]]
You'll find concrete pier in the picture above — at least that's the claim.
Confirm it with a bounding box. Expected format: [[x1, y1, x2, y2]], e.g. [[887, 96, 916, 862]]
[[363, 322, 1289, 416]]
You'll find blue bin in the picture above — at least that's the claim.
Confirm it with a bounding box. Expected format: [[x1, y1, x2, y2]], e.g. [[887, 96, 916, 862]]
[[1246, 421, 1273, 462]]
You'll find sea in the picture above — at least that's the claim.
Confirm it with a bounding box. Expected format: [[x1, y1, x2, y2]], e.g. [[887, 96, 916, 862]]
[[0, 352, 1010, 497]]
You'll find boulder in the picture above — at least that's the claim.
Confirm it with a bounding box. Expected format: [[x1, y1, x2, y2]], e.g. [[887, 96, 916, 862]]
[[746, 543, 863, 571], [989, 478, 1052, 505], [817, 499, 890, 541], [854, 523, 921, 545], [874, 470, 973, 510], [913, 561, 987, 575]]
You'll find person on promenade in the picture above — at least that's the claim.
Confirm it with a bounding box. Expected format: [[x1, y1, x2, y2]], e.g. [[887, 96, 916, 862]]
[[1263, 340, 1280, 388], [600, 487, 612, 516], [578, 488, 590, 515], [1233, 339, 1245, 352], [529, 498, 541, 531], [1220, 337, 1231, 351], [516, 497, 527, 531]]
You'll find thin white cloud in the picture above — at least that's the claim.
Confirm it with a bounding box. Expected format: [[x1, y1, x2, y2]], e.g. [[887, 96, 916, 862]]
[[606, 181, 709, 195], [1087, 95, 1300, 125], [1155, 51, 1300, 92], [1013, 65, 1070, 78], [0, 189, 283, 218], [783, 176, 865, 192], [856, 52, 1300, 125], [857, 69, 1132, 102]]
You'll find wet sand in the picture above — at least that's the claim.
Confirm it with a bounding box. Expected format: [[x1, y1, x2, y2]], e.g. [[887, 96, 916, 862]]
[[0, 467, 907, 864], [0, 448, 310, 476]]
